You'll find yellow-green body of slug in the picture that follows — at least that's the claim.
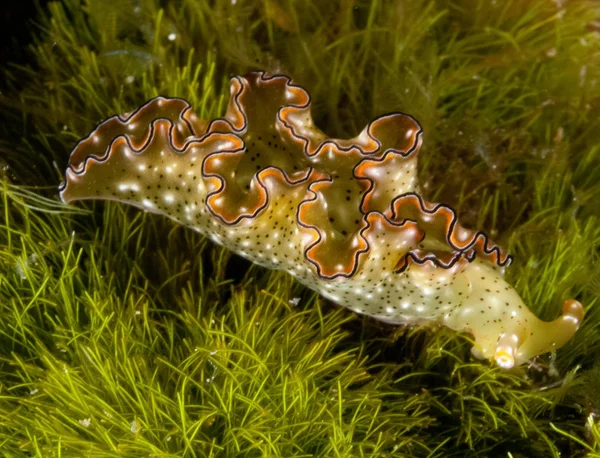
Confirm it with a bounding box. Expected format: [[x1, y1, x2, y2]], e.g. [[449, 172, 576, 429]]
[[59, 72, 583, 369]]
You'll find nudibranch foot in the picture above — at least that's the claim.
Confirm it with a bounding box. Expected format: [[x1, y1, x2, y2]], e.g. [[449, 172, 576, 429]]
[[494, 329, 526, 370], [59, 71, 584, 369]]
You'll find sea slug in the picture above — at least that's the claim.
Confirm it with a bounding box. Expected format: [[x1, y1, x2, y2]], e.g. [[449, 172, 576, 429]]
[[59, 72, 583, 369]]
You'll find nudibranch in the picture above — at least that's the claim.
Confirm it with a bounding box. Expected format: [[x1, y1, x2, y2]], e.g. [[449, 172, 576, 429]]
[[59, 72, 583, 369]]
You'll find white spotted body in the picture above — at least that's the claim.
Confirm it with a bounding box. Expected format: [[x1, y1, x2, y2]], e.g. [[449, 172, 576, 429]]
[[60, 72, 583, 368]]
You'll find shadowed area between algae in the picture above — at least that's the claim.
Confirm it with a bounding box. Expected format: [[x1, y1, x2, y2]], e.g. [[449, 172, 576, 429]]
[[1, 0, 600, 457]]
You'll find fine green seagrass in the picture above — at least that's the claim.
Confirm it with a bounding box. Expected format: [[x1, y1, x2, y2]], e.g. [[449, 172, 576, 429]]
[[1, 0, 599, 456]]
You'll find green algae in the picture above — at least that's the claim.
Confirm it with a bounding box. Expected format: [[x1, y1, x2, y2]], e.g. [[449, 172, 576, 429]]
[[1, 0, 600, 456]]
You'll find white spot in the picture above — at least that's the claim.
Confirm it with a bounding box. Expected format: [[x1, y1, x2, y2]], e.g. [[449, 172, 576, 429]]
[[563, 315, 580, 325], [143, 199, 154, 208], [130, 420, 139, 433], [79, 418, 92, 427], [164, 194, 175, 203], [289, 297, 301, 306], [138, 164, 146, 171], [125, 75, 135, 84], [168, 32, 177, 41]]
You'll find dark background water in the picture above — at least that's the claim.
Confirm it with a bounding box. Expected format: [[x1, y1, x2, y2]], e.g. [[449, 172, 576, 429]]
[[0, 1, 47, 90]]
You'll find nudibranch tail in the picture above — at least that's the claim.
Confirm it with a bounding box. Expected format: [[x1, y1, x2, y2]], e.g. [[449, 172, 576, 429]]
[[492, 299, 584, 369], [511, 299, 584, 367], [59, 71, 584, 369]]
